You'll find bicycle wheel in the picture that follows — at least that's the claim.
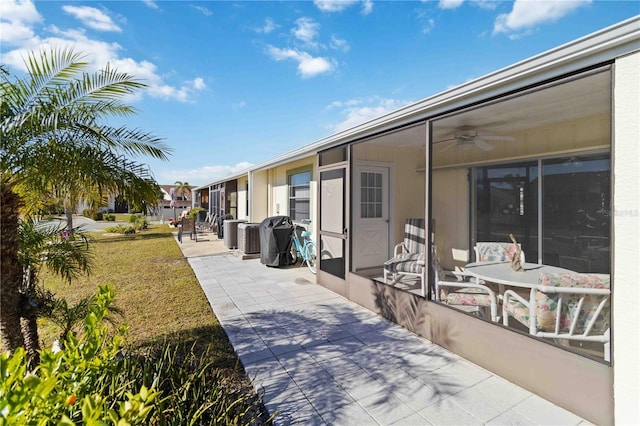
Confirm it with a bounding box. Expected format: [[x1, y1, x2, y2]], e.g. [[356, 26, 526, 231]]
[[289, 240, 299, 265], [303, 241, 317, 274]]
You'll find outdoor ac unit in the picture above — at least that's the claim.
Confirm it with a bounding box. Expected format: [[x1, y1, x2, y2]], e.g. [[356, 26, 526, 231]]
[[238, 223, 260, 254]]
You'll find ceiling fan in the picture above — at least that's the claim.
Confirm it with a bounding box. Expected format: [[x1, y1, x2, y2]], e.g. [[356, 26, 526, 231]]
[[434, 126, 515, 152]]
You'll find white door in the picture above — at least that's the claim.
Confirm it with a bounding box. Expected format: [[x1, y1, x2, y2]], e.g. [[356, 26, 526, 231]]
[[354, 164, 390, 270]]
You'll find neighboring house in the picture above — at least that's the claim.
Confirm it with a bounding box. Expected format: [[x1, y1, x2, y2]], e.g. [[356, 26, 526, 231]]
[[157, 184, 191, 212], [192, 17, 639, 424]]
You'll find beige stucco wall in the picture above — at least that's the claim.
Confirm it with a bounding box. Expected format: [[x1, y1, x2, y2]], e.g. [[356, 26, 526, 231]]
[[352, 142, 426, 246], [237, 176, 249, 220], [612, 51, 640, 424], [432, 168, 470, 269], [249, 170, 268, 222], [250, 156, 318, 232]]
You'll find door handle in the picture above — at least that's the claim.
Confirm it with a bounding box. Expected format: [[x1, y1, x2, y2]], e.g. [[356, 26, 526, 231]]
[[343, 228, 348, 238]]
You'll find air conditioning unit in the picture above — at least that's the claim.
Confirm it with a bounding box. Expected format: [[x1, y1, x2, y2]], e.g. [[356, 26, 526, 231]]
[[238, 223, 260, 254]]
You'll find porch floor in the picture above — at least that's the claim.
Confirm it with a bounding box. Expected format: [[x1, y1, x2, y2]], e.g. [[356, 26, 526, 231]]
[[185, 250, 591, 425]]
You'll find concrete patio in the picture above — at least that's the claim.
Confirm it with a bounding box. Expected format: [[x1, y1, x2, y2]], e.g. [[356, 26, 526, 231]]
[[177, 232, 591, 425]]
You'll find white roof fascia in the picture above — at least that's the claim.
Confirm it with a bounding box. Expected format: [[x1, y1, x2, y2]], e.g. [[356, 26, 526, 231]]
[[193, 169, 250, 191], [197, 17, 639, 185]]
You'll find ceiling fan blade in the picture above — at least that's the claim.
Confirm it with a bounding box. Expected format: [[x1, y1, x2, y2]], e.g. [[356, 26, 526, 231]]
[[474, 137, 494, 151], [433, 137, 457, 144], [478, 135, 515, 142], [439, 141, 457, 152]]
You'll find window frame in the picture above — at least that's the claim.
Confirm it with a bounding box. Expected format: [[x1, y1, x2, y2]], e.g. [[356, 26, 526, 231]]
[[287, 167, 312, 222]]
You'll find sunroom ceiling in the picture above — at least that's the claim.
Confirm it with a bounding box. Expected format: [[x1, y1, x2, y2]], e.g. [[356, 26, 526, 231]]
[[432, 68, 611, 142], [364, 68, 611, 148]]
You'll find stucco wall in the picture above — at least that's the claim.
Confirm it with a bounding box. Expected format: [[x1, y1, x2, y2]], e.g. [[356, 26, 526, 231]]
[[237, 176, 248, 220], [612, 51, 640, 424], [252, 156, 318, 230], [432, 168, 470, 269], [250, 170, 268, 222], [352, 142, 426, 246]]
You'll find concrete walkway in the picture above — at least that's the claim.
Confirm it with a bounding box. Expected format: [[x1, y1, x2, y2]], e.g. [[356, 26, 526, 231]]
[[182, 242, 590, 426]]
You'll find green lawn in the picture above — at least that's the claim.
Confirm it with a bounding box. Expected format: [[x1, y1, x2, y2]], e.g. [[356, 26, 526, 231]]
[[39, 223, 248, 385]]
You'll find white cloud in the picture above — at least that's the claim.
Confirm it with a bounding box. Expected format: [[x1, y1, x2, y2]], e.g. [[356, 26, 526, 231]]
[[314, 0, 372, 15], [232, 101, 246, 110], [193, 5, 213, 16], [192, 77, 206, 90], [292, 17, 320, 46], [266, 45, 334, 78], [1, 1, 203, 103], [362, 0, 373, 15], [62, 5, 121, 32], [330, 35, 350, 52], [159, 162, 254, 186], [493, 0, 591, 37], [141, 0, 159, 10], [0, 0, 42, 46], [438, 0, 464, 10], [255, 18, 278, 34], [327, 96, 411, 133], [473, 0, 499, 11], [422, 18, 436, 34]]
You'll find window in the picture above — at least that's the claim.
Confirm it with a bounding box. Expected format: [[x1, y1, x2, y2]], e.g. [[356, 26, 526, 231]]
[[474, 154, 610, 273], [360, 171, 383, 218], [289, 170, 311, 221]]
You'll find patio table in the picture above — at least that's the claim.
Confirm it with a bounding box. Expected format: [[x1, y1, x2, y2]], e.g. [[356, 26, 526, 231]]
[[464, 262, 575, 289]]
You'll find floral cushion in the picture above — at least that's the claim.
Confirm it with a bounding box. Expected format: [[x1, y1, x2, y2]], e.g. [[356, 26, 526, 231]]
[[445, 288, 494, 307], [476, 242, 518, 262], [535, 272, 610, 333], [509, 272, 610, 334]]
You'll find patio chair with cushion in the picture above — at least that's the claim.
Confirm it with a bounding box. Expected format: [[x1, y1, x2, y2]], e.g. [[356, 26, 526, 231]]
[[383, 218, 427, 296], [178, 217, 197, 243], [433, 246, 499, 321], [502, 272, 610, 360], [474, 241, 525, 263]]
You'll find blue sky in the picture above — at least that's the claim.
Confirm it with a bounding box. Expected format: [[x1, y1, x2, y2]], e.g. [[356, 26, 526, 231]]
[[2, 1, 638, 187]]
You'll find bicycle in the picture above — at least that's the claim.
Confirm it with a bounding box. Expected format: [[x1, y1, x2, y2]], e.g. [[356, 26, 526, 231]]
[[290, 219, 317, 274]]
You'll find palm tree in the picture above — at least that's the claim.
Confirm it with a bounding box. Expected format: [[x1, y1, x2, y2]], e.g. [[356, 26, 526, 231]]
[[174, 180, 191, 201], [18, 217, 93, 366], [1, 48, 171, 352]]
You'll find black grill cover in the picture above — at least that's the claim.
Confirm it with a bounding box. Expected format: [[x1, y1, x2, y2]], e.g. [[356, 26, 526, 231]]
[[259, 216, 294, 267]]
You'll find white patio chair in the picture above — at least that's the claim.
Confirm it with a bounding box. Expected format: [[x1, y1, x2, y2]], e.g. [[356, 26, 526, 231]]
[[502, 272, 610, 360], [383, 218, 427, 296], [433, 246, 499, 322]]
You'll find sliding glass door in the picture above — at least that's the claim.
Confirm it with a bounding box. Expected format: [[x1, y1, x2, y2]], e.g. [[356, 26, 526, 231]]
[[475, 162, 538, 262], [474, 154, 610, 273]]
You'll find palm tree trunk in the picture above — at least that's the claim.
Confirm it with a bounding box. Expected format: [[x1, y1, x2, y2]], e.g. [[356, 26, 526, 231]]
[[0, 182, 25, 351], [21, 268, 41, 368], [20, 315, 40, 369], [65, 206, 74, 232]]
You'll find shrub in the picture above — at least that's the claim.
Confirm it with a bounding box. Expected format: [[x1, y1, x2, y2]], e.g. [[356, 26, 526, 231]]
[[82, 209, 103, 221], [189, 207, 205, 220], [105, 224, 136, 234], [104, 214, 116, 222], [0, 286, 157, 425], [127, 214, 148, 230]]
